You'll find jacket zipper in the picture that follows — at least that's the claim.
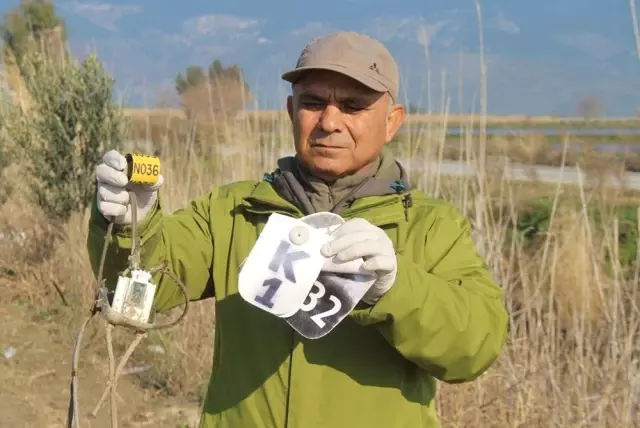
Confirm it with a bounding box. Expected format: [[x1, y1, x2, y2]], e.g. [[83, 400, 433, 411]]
[[283, 333, 295, 428]]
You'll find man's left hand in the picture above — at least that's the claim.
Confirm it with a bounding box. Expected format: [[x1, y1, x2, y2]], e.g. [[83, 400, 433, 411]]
[[320, 218, 397, 304]]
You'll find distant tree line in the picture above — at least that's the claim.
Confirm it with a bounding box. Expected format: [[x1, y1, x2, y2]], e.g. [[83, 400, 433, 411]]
[[175, 59, 252, 120], [576, 95, 603, 119]]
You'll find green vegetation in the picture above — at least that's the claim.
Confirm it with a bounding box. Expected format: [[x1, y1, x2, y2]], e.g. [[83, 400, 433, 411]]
[[8, 53, 126, 223], [504, 197, 639, 279], [1, 0, 68, 73], [0, 0, 126, 224], [0, 130, 13, 205]]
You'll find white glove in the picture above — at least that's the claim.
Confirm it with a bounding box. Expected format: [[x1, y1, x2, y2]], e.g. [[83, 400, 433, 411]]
[[320, 217, 397, 305], [95, 150, 164, 225]]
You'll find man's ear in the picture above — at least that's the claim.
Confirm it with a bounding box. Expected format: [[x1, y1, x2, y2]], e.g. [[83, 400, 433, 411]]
[[385, 102, 405, 143], [286, 95, 294, 122]]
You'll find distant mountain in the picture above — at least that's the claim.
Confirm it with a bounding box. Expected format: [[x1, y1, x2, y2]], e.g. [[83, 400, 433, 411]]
[[58, 1, 640, 116]]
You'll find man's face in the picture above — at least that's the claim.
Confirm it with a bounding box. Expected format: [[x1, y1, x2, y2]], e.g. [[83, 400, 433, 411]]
[[286, 70, 405, 180]]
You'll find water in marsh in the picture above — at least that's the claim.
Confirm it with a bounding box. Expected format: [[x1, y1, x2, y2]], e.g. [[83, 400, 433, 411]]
[[399, 126, 640, 153], [407, 127, 640, 136], [547, 142, 640, 153]]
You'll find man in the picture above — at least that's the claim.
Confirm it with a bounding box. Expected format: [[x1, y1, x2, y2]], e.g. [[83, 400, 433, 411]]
[[88, 31, 509, 428]]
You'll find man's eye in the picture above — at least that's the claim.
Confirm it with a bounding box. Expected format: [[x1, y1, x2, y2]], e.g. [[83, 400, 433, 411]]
[[302, 99, 324, 108], [343, 103, 364, 112]]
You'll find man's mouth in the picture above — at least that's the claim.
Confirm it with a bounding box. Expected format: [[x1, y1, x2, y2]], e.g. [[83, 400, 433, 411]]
[[311, 143, 347, 150]]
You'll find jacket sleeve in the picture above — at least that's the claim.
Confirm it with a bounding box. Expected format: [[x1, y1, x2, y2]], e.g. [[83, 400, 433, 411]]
[[86, 191, 215, 313], [351, 203, 509, 384]]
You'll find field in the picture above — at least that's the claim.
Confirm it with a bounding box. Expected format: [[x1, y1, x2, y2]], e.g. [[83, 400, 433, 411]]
[[2, 100, 640, 428]]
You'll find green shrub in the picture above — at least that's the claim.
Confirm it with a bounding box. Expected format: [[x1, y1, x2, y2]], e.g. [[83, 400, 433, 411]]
[[2, 51, 126, 223], [0, 118, 13, 205], [502, 198, 639, 279]]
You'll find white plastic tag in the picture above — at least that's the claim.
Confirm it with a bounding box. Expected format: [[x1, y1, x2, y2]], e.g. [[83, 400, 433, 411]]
[[111, 269, 157, 323], [238, 213, 330, 317], [283, 212, 377, 340]]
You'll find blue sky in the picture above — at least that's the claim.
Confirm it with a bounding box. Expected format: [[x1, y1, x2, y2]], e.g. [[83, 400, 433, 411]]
[[1, 0, 639, 116]]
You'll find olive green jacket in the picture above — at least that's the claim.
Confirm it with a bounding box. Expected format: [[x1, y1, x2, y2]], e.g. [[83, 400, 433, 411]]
[[87, 157, 509, 428]]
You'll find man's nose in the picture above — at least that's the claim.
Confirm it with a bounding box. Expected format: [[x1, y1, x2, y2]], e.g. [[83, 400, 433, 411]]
[[318, 104, 344, 133]]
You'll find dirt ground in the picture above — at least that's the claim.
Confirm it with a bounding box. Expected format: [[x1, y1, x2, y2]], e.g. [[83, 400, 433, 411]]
[[0, 303, 201, 428]]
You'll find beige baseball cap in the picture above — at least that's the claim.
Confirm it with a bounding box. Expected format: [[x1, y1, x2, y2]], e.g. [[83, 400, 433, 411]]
[[281, 31, 400, 101]]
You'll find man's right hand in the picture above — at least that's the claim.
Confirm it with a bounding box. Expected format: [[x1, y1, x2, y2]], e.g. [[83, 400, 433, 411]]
[[95, 150, 164, 225]]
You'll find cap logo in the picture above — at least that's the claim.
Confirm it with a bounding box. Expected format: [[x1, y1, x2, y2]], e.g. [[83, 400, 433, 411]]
[[369, 62, 380, 74]]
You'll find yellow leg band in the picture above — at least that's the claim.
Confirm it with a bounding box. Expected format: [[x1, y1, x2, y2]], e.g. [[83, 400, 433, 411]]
[[126, 153, 161, 186]]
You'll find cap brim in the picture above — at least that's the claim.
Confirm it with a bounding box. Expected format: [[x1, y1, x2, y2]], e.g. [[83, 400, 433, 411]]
[[281, 64, 388, 94]]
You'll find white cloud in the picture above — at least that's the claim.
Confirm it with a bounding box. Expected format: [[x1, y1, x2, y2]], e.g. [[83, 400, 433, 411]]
[[63, 2, 141, 31], [99, 14, 265, 58], [491, 12, 520, 35], [362, 17, 452, 47], [288, 22, 336, 38], [556, 32, 625, 60], [416, 21, 450, 49], [169, 14, 266, 56], [182, 14, 262, 39]]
